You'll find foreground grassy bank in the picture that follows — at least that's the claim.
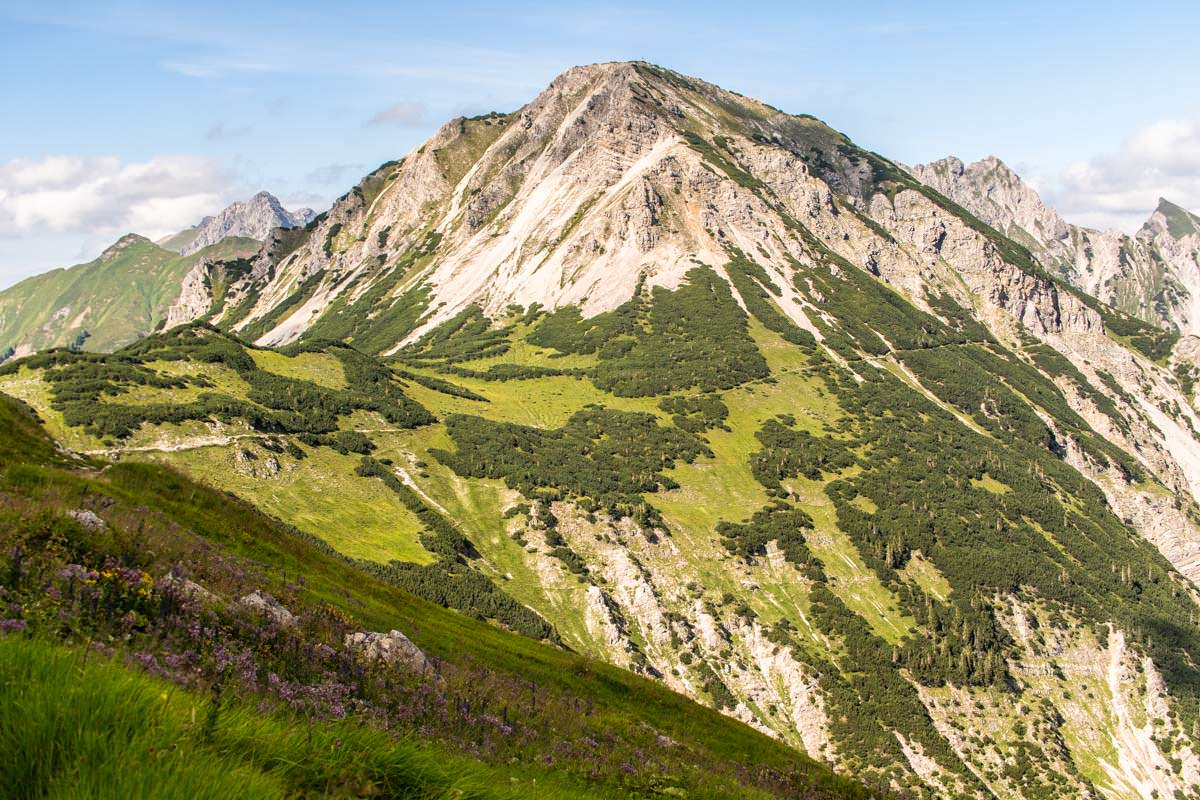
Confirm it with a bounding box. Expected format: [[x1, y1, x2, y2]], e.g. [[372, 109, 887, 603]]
[[0, 637, 570, 800]]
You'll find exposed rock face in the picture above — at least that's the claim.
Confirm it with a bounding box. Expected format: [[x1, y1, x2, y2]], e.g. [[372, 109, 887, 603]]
[[912, 156, 1069, 248], [164, 259, 217, 328], [163, 192, 315, 256], [865, 188, 1103, 336], [913, 156, 1200, 335], [1174, 335, 1200, 409]]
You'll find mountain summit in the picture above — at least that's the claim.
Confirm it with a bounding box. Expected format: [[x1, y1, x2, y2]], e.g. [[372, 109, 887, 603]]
[[1144, 196, 1200, 240], [197, 61, 1102, 352], [909, 156, 1071, 250], [159, 191, 316, 256]]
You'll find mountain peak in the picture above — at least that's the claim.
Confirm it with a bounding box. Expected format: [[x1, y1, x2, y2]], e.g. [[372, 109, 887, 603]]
[[912, 155, 1069, 246], [248, 190, 289, 212], [99, 233, 152, 261], [976, 154, 1019, 176], [1142, 196, 1200, 240], [159, 191, 316, 256], [231, 59, 884, 348]]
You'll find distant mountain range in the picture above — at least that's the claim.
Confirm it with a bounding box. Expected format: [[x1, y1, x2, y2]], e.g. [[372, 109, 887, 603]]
[[0, 192, 313, 357]]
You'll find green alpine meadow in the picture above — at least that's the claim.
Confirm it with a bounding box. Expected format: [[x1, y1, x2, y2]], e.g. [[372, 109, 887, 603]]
[[4, 38, 1200, 800]]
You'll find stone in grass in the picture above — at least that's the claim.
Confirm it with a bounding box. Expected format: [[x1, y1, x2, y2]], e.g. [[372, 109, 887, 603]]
[[160, 573, 221, 606], [239, 590, 297, 628], [68, 509, 107, 533], [344, 629, 432, 674]]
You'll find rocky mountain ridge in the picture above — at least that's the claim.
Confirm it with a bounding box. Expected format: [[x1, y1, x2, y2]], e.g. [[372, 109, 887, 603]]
[[912, 155, 1200, 336], [158, 191, 316, 256]]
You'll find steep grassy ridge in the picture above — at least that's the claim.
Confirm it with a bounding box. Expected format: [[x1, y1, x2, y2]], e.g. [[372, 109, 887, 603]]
[[0, 235, 259, 356]]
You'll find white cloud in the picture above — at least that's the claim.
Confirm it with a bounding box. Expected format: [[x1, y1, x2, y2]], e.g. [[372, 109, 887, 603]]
[[162, 61, 222, 79], [163, 59, 288, 79], [205, 123, 251, 141], [366, 102, 426, 127], [0, 155, 237, 286], [1046, 118, 1200, 233], [0, 155, 233, 240]]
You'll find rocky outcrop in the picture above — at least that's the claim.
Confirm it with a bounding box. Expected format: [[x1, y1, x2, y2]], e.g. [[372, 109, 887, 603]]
[[68, 509, 107, 533], [238, 590, 296, 627], [159, 573, 221, 606], [344, 629, 432, 673], [163, 192, 315, 256], [914, 156, 1200, 335]]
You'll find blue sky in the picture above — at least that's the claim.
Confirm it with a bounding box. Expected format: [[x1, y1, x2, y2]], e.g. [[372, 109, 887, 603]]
[[1, 0, 1198, 287]]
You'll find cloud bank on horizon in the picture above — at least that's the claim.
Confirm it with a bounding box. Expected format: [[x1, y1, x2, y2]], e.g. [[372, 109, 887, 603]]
[[0, 155, 231, 240], [0, 155, 239, 281], [1, 0, 1197, 288]]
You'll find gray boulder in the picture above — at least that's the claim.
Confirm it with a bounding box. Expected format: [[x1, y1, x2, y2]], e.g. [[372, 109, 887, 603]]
[[238, 590, 297, 627], [344, 629, 431, 673]]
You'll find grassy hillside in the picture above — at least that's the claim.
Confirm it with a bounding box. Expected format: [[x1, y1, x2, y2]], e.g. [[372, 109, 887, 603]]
[[0, 389, 868, 799], [157, 226, 205, 253], [0, 234, 259, 357], [1, 638, 567, 800]]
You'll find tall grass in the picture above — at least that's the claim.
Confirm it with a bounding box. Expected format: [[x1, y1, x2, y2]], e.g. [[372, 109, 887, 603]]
[[0, 637, 585, 800]]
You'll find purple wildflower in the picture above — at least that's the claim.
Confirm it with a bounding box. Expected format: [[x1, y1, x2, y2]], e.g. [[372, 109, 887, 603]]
[[0, 619, 28, 635]]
